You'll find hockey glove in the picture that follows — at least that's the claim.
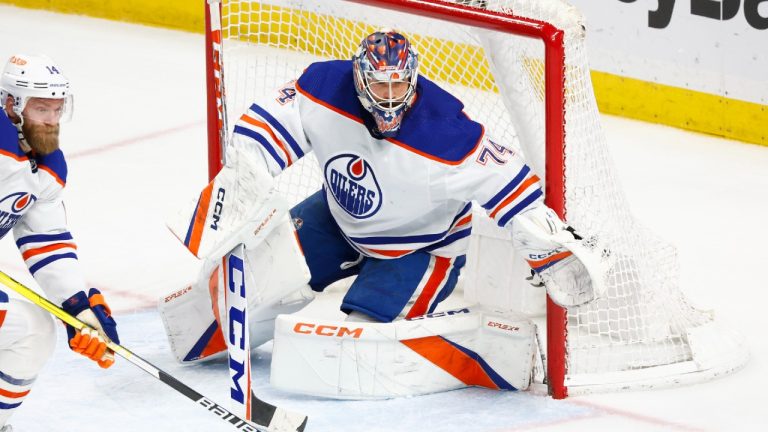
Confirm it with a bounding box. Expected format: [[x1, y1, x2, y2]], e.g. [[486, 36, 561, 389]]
[[62, 288, 120, 368], [511, 206, 613, 307]]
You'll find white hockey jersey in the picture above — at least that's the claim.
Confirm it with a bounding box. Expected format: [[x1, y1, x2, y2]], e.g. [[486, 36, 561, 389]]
[[231, 60, 543, 259], [0, 111, 86, 305]]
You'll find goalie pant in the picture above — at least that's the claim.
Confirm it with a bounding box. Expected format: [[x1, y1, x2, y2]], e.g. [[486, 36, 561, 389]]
[[293, 190, 467, 323], [1, 105, 89, 425]]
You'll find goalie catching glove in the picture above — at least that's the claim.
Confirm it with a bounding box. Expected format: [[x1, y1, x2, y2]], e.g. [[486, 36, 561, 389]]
[[62, 288, 120, 368], [511, 206, 614, 307]]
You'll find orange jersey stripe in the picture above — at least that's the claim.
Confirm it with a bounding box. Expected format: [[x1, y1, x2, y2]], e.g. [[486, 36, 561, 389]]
[[401, 336, 499, 389], [385, 125, 483, 167], [296, 80, 362, 125], [295, 81, 482, 166], [452, 214, 472, 229], [188, 182, 214, 256], [405, 256, 451, 319], [21, 242, 77, 261], [0, 387, 31, 399], [366, 248, 413, 258], [37, 164, 65, 187], [0, 148, 28, 162], [490, 175, 540, 218], [240, 114, 293, 166]]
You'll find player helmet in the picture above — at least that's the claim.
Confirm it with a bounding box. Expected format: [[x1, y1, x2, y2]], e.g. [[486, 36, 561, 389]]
[[0, 54, 73, 123], [352, 30, 418, 138]]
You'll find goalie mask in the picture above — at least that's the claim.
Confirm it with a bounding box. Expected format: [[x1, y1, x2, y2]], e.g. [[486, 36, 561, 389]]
[[352, 30, 418, 138], [0, 54, 74, 124]]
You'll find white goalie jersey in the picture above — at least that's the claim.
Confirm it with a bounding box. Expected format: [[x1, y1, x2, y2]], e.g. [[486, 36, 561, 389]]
[[230, 60, 544, 260]]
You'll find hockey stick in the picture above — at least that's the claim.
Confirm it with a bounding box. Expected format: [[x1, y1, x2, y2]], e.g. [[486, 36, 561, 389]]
[[0, 270, 307, 432]]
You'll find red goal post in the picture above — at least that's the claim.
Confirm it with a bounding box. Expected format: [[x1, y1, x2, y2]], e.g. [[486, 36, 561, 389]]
[[204, 0, 747, 400]]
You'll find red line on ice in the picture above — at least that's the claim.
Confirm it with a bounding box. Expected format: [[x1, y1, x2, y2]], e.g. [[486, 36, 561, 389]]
[[68, 120, 204, 158]]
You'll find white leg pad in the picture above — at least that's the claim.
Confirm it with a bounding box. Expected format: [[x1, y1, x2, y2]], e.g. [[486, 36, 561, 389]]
[[271, 302, 537, 399], [158, 257, 225, 363], [159, 215, 313, 362]]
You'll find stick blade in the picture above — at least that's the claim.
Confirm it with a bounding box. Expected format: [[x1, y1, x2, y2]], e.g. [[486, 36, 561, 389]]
[[249, 391, 308, 432]]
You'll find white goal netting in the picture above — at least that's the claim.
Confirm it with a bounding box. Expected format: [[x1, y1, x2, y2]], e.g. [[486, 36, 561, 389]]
[[211, 0, 748, 395]]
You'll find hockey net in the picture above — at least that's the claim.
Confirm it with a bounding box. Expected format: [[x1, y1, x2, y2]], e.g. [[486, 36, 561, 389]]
[[205, 0, 748, 398]]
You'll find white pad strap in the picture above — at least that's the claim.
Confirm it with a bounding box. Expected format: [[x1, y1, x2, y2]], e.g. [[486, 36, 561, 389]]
[[167, 146, 288, 259]]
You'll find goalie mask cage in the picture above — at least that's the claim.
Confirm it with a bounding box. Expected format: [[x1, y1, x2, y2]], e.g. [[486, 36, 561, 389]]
[[204, 0, 748, 399]]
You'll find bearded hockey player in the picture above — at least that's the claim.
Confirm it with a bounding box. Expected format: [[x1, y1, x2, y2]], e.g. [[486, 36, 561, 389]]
[[163, 31, 612, 399], [0, 54, 120, 429]]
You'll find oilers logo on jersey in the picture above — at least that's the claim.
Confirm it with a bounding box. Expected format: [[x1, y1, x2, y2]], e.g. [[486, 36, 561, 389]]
[[324, 154, 382, 219], [0, 192, 37, 237]]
